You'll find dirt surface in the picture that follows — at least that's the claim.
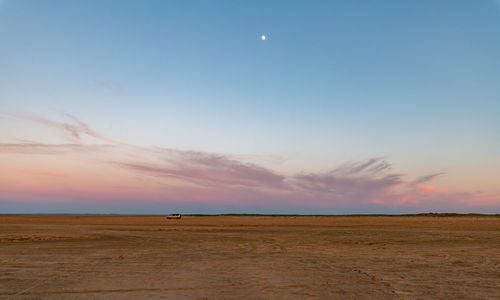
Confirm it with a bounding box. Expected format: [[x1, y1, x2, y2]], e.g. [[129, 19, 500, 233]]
[[0, 215, 499, 299]]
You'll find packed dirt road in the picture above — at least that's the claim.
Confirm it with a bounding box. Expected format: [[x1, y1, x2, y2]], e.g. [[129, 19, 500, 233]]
[[1, 215, 499, 299]]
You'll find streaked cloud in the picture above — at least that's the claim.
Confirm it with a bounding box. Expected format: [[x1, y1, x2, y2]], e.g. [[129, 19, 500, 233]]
[[292, 158, 402, 204], [0, 142, 109, 154], [418, 185, 437, 192], [113, 150, 286, 189], [94, 80, 124, 92], [15, 113, 126, 145], [21, 169, 70, 178], [1, 113, 497, 211], [408, 173, 444, 187]]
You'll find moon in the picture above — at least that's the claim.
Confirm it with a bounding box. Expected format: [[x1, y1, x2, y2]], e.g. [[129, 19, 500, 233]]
[[261, 35, 266, 41]]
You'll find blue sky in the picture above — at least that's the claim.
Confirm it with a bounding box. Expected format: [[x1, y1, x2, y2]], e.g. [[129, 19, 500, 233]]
[[0, 0, 499, 213]]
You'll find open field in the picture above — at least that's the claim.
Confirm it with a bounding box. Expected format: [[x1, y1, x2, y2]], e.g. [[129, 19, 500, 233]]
[[0, 215, 499, 299]]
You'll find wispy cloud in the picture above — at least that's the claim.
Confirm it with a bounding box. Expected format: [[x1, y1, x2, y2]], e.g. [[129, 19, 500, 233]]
[[21, 116, 86, 142], [15, 113, 130, 146], [0, 142, 109, 154], [2, 112, 496, 211], [113, 150, 286, 189], [94, 80, 123, 92], [408, 173, 444, 187], [21, 169, 70, 178], [292, 158, 403, 205]]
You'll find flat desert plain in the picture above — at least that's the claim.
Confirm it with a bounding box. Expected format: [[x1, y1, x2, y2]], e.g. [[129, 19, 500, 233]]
[[0, 215, 499, 299]]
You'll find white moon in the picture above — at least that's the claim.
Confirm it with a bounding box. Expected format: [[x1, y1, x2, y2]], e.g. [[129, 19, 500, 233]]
[[261, 35, 266, 41]]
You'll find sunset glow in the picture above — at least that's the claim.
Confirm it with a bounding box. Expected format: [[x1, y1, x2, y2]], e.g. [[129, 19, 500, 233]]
[[1, 0, 499, 214]]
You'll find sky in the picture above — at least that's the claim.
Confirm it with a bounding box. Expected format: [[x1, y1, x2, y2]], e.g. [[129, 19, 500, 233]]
[[0, 0, 499, 214]]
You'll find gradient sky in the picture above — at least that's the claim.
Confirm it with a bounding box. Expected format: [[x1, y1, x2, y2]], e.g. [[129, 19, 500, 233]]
[[1, 0, 499, 213]]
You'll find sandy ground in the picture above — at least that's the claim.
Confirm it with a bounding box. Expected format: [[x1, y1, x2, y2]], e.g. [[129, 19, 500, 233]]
[[0, 215, 499, 299]]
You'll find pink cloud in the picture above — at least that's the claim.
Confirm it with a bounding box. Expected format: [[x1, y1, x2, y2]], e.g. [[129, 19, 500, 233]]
[[1, 113, 499, 212], [0, 142, 110, 154], [16, 113, 127, 146], [418, 185, 437, 192], [21, 169, 70, 178], [113, 152, 286, 189], [292, 159, 402, 200]]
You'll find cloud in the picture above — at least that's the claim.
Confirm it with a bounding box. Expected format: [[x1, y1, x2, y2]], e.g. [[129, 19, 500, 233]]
[[8, 113, 287, 190], [0, 142, 109, 154], [62, 113, 127, 144], [95, 80, 123, 92], [408, 173, 444, 187], [332, 158, 392, 176], [418, 185, 436, 192], [112, 154, 447, 209], [112, 150, 286, 189], [289, 160, 450, 209], [4, 112, 495, 212], [21, 169, 69, 178], [16, 113, 128, 146], [21, 116, 85, 142], [292, 158, 403, 204]]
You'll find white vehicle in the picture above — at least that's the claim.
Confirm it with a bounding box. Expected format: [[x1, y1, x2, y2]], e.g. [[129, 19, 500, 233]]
[[166, 213, 182, 219]]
